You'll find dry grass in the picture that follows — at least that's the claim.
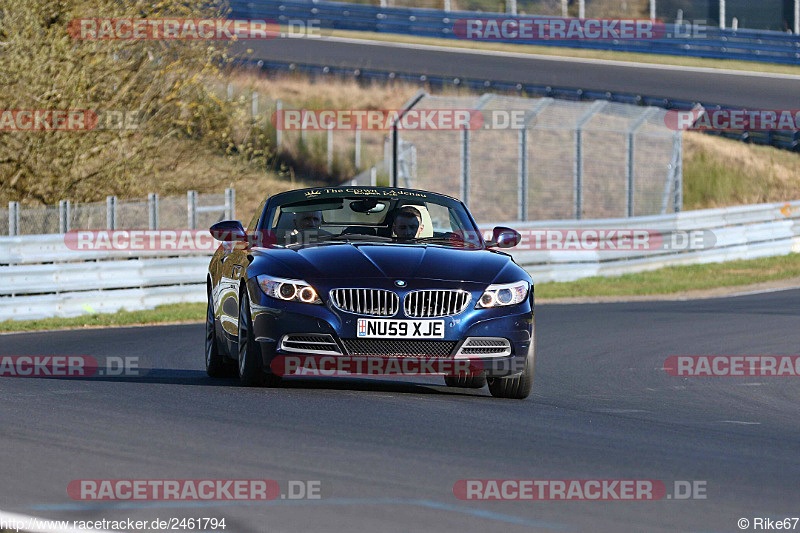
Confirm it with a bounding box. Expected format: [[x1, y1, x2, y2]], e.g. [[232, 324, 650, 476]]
[[683, 132, 800, 209], [227, 71, 419, 111]]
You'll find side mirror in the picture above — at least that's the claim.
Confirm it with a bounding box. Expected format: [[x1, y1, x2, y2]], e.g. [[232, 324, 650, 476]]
[[210, 220, 247, 242], [488, 226, 521, 249]]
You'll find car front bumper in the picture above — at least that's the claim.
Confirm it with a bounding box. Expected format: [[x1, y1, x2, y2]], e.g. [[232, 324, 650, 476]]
[[246, 279, 534, 379]]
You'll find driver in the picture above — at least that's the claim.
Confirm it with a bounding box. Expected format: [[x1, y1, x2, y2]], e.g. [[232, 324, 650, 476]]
[[391, 206, 423, 240], [292, 210, 323, 232], [288, 210, 330, 244]]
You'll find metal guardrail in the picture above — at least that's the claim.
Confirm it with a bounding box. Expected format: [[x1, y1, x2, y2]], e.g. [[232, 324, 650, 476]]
[[492, 200, 800, 282], [229, 0, 800, 65], [248, 59, 800, 152], [0, 233, 213, 321], [1, 201, 798, 320]]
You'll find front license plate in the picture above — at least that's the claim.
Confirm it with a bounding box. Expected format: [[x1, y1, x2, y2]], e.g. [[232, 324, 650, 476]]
[[357, 319, 445, 339]]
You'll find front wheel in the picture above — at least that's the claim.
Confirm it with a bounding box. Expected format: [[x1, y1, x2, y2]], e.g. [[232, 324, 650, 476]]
[[205, 289, 233, 378], [237, 288, 281, 387], [487, 349, 535, 400]]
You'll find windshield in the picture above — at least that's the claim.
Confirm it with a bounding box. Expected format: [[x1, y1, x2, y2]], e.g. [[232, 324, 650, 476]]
[[264, 191, 482, 248]]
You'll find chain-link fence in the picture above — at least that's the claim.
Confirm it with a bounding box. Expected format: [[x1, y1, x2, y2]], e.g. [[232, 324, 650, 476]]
[[5, 190, 235, 236], [377, 92, 680, 223]]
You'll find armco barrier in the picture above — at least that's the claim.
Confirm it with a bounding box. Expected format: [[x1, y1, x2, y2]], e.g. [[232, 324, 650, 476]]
[[0, 233, 213, 321], [496, 200, 800, 282], [0, 201, 798, 320], [229, 0, 800, 65]]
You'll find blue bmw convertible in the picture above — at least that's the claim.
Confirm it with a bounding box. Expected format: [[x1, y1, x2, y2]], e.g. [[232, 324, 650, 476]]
[[206, 186, 535, 399]]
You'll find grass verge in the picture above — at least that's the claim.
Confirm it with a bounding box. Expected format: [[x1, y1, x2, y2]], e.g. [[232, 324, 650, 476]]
[[4, 254, 800, 332], [535, 253, 800, 299], [327, 29, 800, 76], [683, 132, 800, 209], [0, 303, 205, 333]]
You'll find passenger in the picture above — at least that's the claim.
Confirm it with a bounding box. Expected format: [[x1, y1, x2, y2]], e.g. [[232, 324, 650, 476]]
[[391, 206, 423, 239]]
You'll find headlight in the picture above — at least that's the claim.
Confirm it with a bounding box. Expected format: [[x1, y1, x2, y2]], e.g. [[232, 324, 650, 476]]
[[476, 280, 529, 309], [256, 275, 322, 304]]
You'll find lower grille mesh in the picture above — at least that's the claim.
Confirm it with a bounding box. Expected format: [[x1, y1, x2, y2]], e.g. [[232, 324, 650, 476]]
[[280, 334, 342, 355], [342, 339, 457, 357]]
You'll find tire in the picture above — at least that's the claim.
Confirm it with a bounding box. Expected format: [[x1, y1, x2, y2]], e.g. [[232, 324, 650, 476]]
[[237, 287, 282, 387], [444, 374, 487, 388], [205, 289, 233, 378], [487, 348, 535, 400]]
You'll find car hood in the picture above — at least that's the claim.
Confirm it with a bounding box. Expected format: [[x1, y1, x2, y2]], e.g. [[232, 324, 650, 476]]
[[252, 243, 524, 285]]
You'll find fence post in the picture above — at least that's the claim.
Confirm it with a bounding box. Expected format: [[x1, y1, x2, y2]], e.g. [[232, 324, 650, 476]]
[[370, 167, 377, 187], [354, 128, 361, 171], [106, 196, 117, 230], [444, 0, 450, 11], [460, 128, 470, 207], [148, 193, 159, 230], [578, 0, 585, 19], [626, 107, 658, 217], [519, 97, 553, 222], [392, 90, 426, 189], [8, 201, 19, 236], [327, 128, 334, 174], [59, 200, 71, 234], [225, 188, 236, 220], [574, 101, 606, 220], [506, 0, 517, 16], [251, 92, 258, 122], [673, 132, 683, 212], [391, 126, 398, 187], [187, 190, 197, 230], [275, 100, 283, 147], [561, 0, 568, 17], [650, 0, 656, 20], [795, 0, 799, 34], [719, 0, 725, 29]]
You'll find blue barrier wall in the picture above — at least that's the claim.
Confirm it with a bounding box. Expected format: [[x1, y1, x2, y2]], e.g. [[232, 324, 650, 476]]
[[229, 0, 800, 65]]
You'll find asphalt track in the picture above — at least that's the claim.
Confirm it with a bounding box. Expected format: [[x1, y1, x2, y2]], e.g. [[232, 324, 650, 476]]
[[1, 289, 799, 532], [233, 36, 800, 109]]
